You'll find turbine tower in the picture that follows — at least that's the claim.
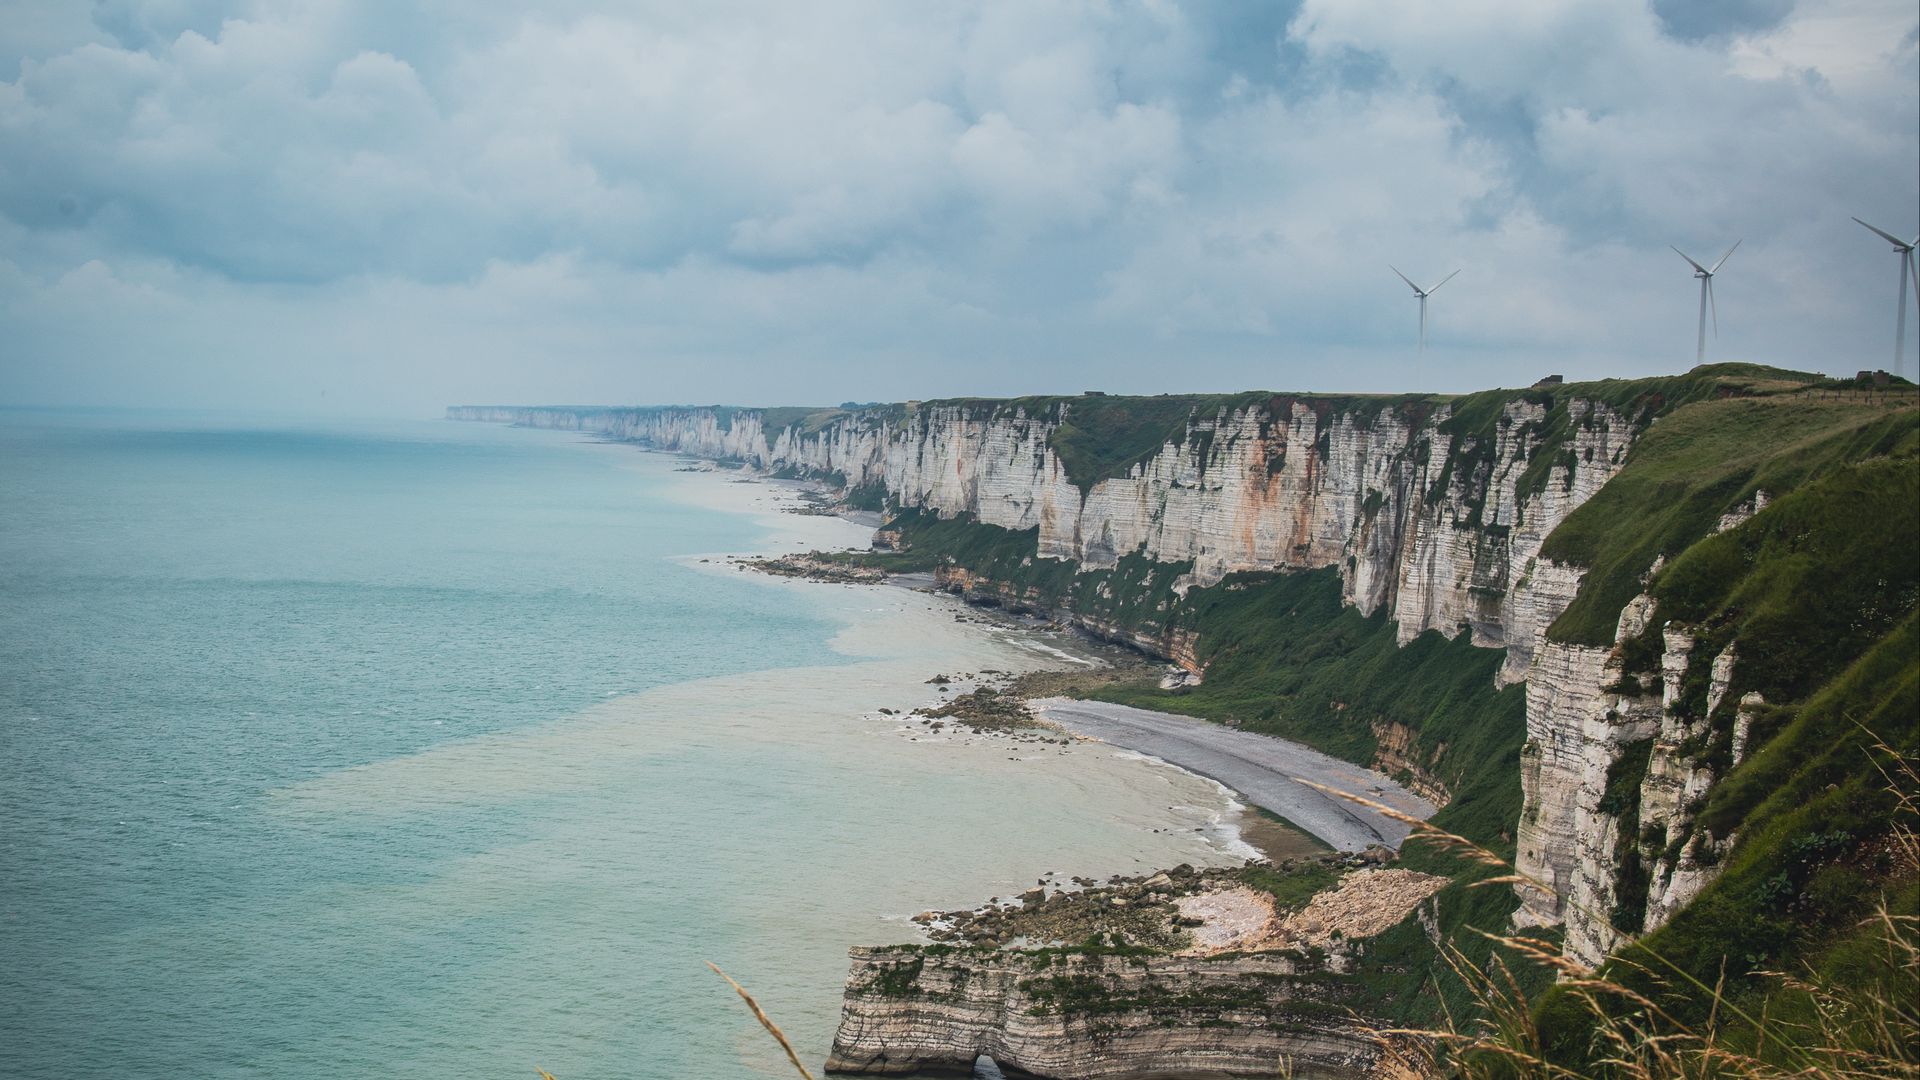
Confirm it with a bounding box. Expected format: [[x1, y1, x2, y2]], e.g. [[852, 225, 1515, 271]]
[[1671, 240, 1740, 363], [1390, 266, 1460, 352], [1852, 217, 1920, 380]]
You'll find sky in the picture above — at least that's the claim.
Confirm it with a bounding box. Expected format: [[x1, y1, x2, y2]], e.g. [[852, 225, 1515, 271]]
[[1, 1, 1915, 415]]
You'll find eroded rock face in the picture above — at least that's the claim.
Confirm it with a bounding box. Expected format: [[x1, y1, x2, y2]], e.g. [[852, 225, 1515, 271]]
[[1369, 721, 1451, 808], [1637, 646, 1739, 936], [1513, 627, 1644, 938], [825, 947, 1381, 1079], [1515, 592, 1753, 966]]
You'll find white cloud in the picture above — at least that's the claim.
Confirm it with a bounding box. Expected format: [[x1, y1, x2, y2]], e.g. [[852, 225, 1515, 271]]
[[0, 0, 1915, 413]]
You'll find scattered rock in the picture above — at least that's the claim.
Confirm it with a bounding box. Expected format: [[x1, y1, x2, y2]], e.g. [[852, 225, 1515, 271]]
[[739, 554, 888, 584], [1174, 887, 1275, 954], [911, 685, 1050, 734]]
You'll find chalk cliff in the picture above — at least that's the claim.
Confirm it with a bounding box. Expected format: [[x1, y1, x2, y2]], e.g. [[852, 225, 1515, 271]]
[[1513, 521, 1763, 967], [450, 394, 1633, 680]]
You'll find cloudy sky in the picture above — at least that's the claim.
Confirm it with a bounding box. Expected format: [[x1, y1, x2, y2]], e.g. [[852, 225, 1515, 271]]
[[1, 1, 1915, 415]]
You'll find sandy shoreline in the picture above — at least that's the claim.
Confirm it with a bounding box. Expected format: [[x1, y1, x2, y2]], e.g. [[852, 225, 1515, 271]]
[[1034, 698, 1437, 852], [631, 444, 1409, 861]]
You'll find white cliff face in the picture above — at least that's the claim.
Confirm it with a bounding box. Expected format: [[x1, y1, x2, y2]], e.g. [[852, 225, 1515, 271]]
[[1511, 590, 1664, 956], [1557, 625, 1697, 966], [1638, 644, 1746, 937], [451, 399, 1633, 677], [1514, 545, 1759, 968], [1393, 401, 1631, 664], [1511, 586, 1692, 967], [826, 946, 1386, 1079], [1500, 559, 1587, 688]]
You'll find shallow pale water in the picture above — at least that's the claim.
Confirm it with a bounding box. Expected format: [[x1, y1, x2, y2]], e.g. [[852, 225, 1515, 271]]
[[0, 412, 1255, 1079]]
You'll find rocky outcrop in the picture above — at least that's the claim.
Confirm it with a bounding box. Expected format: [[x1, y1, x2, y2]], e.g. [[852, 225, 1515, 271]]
[[825, 946, 1382, 1078], [1272, 870, 1450, 948], [1369, 721, 1451, 808]]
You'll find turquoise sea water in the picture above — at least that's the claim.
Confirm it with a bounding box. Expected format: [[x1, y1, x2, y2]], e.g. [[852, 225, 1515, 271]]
[[0, 412, 1252, 1079]]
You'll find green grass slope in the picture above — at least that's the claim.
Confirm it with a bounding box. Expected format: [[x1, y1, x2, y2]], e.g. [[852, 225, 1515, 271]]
[[1543, 395, 1917, 645], [1536, 404, 1919, 1066], [1090, 569, 1528, 857]]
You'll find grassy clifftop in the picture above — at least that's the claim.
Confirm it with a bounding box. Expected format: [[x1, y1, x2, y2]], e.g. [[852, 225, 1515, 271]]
[[1543, 392, 1917, 645], [787, 363, 1844, 499]]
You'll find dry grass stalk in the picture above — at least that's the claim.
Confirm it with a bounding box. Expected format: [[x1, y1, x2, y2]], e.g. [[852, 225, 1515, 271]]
[[1291, 777, 1556, 899], [1297, 745, 1920, 1079], [707, 960, 818, 1080]]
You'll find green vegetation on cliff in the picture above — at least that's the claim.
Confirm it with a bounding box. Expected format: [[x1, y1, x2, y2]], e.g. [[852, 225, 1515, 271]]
[[1094, 569, 1528, 856], [1536, 407, 1919, 1067], [846, 507, 1192, 630], [1560, 616, 1919, 1060], [1543, 394, 1917, 645]]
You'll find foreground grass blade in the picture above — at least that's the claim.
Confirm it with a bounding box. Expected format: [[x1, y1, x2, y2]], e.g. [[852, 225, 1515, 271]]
[[708, 960, 818, 1080]]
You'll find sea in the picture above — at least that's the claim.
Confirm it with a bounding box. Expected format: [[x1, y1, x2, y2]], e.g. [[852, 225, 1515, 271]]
[[0, 411, 1262, 1079]]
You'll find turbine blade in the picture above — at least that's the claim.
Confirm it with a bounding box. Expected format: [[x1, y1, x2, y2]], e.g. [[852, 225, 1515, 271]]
[[1671, 246, 1710, 275], [1389, 265, 1422, 294], [1428, 269, 1462, 294], [1709, 277, 1719, 338], [1853, 216, 1912, 249], [1909, 250, 1920, 312], [1710, 238, 1742, 274]]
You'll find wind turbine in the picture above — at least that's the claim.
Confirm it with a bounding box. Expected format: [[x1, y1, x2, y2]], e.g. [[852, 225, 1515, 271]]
[[1852, 217, 1920, 380], [1671, 240, 1740, 363], [1390, 266, 1460, 352]]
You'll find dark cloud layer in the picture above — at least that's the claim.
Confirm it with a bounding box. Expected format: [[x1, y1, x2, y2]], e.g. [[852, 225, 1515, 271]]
[[1, 0, 1915, 414]]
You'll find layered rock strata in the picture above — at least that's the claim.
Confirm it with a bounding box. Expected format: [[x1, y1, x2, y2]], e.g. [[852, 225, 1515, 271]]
[[824, 946, 1381, 1079], [1514, 515, 1768, 967]]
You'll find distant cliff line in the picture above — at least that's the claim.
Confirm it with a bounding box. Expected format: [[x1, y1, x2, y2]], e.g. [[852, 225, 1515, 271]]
[[452, 380, 1633, 688]]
